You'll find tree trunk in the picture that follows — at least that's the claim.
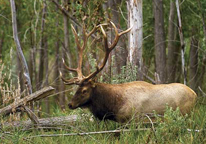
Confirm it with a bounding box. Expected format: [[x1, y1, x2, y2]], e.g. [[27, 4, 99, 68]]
[[54, 0, 60, 104], [128, 0, 143, 80], [189, 36, 198, 92], [10, 0, 33, 94], [153, 0, 166, 83], [107, 0, 127, 74], [38, 0, 47, 90], [59, 0, 72, 110], [176, 0, 186, 85], [167, 0, 177, 83], [44, 37, 50, 113]]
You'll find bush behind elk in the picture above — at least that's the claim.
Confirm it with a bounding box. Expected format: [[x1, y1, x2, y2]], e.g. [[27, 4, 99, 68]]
[[60, 22, 197, 123]]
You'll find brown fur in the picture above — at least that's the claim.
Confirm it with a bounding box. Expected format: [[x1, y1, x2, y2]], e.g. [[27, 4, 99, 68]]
[[68, 81, 197, 123]]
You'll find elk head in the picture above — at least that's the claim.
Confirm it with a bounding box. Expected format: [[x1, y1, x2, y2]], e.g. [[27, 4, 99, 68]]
[[60, 22, 131, 109]]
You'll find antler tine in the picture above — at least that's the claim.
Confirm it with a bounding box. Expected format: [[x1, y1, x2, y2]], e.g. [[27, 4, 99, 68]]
[[84, 22, 131, 82], [71, 24, 81, 51], [109, 21, 132, 50], [59, 71, 81, 85], [62, 58, 77, 72], [100, 25, 109, 52], [87, 25, 98, 37], [62, 24, 100, 85]]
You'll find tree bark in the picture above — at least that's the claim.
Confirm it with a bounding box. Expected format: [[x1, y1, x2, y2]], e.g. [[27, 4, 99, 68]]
[[189, 36, 198, 92], [38, 0, 47, 90], [44, 37, 50, 113], [128, 0, 143, 80], [59, 0, 72, 110], [107, 0, 127, 74], [54, 0, 60, 103], [10, 0, 32, 94], [153, 0, 166, 84], [176, 0, 186, 85], [167, 0, 177, 83]]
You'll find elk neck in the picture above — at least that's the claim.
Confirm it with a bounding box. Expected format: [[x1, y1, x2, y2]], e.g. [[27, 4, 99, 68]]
[[88, 82, 125, 121]]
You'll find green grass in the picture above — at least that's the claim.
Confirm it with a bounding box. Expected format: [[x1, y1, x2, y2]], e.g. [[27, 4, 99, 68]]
[[1, 99, 206, 144]]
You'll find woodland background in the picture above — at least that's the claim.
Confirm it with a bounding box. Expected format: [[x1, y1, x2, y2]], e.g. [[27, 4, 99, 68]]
[[0, 0, 206, 143], [1, 0, 205, 113]]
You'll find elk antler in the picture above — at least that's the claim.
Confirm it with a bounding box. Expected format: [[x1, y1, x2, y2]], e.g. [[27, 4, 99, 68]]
[[83, 21, 132, 82], [60, 22, 131, 85], [60, 24, 98, 85]]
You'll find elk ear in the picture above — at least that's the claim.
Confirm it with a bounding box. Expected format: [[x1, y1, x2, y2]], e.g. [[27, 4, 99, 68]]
[[90, 80, 96, 88]]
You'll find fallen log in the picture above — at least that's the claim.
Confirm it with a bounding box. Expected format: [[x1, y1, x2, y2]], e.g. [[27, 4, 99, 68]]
[[3, 115, 78, 129], [0, 86, 55, 116]]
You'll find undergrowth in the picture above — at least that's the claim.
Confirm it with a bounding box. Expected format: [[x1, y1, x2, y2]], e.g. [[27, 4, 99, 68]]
[[0, 103, 206, 144]]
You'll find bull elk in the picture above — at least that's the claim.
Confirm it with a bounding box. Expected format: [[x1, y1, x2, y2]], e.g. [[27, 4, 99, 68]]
[[60, 22, 197, 123]]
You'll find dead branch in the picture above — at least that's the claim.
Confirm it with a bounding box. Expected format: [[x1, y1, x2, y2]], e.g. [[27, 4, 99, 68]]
[[3, 115, 78, 129], [0, 86, 54, 116], [25, 128, 150, 139]]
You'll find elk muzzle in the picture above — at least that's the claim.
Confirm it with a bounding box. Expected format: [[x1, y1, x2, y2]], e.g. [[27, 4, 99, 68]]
[[68, 102, 76, 109]]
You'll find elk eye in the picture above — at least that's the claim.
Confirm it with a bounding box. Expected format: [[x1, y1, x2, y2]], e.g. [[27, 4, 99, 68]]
[[82, 89, 87, 94]]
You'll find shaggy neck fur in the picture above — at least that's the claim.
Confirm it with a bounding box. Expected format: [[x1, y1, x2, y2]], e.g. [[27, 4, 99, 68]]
[[87, 83, 124, 121]]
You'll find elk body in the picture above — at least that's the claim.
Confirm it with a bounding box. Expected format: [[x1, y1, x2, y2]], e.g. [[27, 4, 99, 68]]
[[60, 22, 197, 123], [68, 81, 197, 123]]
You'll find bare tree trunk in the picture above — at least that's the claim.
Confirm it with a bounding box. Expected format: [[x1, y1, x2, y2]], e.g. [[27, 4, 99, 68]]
[[189, 35, 198, 92], [176, 0, 186, 85], [38, 0, 47, 90], [153, 0, 166, 83], [10, 0, 39, 123], [128, 0, 143, 80], [37, 0, 47, 116], [54, 0, 60, 104], [29, 19, 37, 92], [44, 37, 50, 113], [167, 0, 177, 83], [107, 0, 127, 74], [59, 0, 72, 110], [10, 0, 32, 94]]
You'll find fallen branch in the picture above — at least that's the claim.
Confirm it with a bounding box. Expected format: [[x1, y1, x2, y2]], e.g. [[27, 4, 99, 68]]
[[0, 86, 55, 116], [25, 128, 150, 139], [3, 115, 78, 129]]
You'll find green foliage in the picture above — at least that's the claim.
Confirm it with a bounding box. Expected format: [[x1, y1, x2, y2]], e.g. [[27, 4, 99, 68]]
[[154, 107, 188, 143]]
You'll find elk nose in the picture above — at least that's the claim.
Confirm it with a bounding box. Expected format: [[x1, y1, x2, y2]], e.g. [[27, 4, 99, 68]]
[[68, 103, 73, 109]]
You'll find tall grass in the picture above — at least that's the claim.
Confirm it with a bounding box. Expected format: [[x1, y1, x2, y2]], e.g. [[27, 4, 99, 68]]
[[1, 103, 206, 144]]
